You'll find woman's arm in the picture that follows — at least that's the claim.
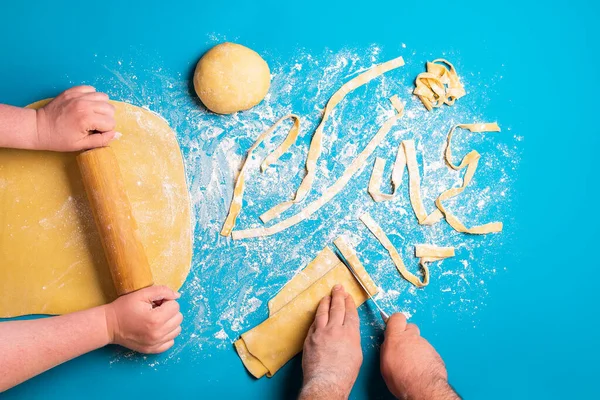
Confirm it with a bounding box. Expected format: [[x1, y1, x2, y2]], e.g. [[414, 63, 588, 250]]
[[0, 104, 38, 149], [0, 85, 117, 151], [0, 285, 183, 392]]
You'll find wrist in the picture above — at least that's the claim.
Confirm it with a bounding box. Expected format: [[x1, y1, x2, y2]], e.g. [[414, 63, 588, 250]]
[[0, 104, 39, 150], [34, 108, 49, 150], [101, 303, 118, 345]]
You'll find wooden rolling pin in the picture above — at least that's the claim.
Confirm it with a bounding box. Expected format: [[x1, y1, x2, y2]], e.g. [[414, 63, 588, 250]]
[[77, 147, 154, 295]]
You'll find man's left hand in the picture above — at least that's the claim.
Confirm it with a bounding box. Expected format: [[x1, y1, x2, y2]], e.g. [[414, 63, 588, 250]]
[[299, 284, 363, 400]]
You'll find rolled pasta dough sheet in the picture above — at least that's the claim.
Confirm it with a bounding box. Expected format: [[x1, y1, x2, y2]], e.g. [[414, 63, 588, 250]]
[[0, 99, 192, 317], [234, 238, 377, 378]]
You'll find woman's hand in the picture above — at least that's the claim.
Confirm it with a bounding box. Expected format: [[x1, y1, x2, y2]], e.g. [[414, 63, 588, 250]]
[[35, 85, 117, 151], [103, 285, 183, 354]]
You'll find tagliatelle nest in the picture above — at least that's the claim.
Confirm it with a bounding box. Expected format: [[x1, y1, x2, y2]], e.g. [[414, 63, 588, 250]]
[[413, 59, 466, 111]]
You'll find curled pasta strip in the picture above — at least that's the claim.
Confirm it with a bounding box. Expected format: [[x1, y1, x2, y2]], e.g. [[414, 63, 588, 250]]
[[435, 123, 503, 234], [368, 140, 443, 225], [220, 115, 301, 236], [360, 213, 454, 287], [368, 123, 502, 234], [413, 59, 466, 111]]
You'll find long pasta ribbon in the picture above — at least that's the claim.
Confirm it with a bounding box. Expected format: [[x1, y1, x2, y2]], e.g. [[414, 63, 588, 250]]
[[259, 56, 406, 224]]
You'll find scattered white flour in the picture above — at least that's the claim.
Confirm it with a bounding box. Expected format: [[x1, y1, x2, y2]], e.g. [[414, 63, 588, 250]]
[[89, 37, 520, 365]]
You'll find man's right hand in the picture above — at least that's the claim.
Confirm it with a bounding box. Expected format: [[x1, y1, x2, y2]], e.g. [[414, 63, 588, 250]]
[[381, 313, 460, 400], [103, 285, 183, 354]]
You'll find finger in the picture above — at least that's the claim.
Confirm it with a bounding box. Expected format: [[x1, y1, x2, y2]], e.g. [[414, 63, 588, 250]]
[[343, 292, 359, 327], [384, 313, 408, 338], [328, 284, 346, 326], [162, 312, 183, 333], [313, 295, 331, 329], [81, 131, 116, 149], [141, 285, 181, 304], [86, 114, 116, 133], [64, 85, 96, 95], [80, 92, 110, 102], [91, 101, 116, 117], [153, 299, 180, 321], [147, 340, 175, 354], [161, 325, 182, 342], [405, 323, 420, 336]]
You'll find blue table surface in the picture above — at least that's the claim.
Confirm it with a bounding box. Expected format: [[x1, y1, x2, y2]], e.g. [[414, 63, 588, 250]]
[[1, 0, 599, 398]]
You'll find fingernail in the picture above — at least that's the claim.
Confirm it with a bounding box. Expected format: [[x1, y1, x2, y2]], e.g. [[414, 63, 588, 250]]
[[333, 284, 342, 291]]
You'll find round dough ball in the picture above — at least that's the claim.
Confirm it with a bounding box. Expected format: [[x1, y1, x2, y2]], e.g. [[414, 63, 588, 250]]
[[193, 42, 271, 114]]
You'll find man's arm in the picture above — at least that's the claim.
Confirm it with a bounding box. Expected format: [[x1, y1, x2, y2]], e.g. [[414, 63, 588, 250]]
[[0, 285, 183, 392], [0, 85, 116, 151], [381, 313, 461, 400]]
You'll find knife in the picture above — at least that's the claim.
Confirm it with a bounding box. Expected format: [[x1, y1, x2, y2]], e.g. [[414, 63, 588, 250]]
[[333, 247, 390, 323]]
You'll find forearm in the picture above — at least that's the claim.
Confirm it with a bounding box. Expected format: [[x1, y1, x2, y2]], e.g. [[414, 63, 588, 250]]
[[0, 104, 39, 150], [0, 305, 111, 391], [299, 379, 349, 400], [411, 380, 461, 400], [390, 379, 461, 400]]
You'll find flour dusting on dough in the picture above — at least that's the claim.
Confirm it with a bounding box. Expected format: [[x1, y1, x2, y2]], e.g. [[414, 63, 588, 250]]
[[91, 39, 520, 365]]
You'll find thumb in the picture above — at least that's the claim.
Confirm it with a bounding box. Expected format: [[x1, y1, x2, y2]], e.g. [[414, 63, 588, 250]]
[[384, 313, 408, 338], [138, 285, 181, 304], [82, 130, 117, 149]]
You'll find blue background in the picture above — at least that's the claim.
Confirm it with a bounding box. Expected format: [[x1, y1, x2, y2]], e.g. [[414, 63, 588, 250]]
[[1, 0, 598, 399]]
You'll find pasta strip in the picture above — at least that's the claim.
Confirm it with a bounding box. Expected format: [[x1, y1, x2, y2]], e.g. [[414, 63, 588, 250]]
[[435, 123, 503, 234], [259, 56, 406, 223], [368, 140, 443, 224], [413, 59, 466, 111], [415, 244, 455, 259], [360, 213, 454, 287], [220, 115, 301, 236], [231, 98, 405, 240], [367, 145, 405, 202]]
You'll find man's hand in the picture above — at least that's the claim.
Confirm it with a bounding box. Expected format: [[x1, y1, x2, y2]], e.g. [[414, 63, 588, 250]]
[[381, 313, 460, 400], [299, 285, 362, 400], [35, 85, 117, 151], [103, 285, 183, 354]]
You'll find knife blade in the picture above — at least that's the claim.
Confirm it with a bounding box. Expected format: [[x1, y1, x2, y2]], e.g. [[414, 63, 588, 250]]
[[333, 246, 390, 323]]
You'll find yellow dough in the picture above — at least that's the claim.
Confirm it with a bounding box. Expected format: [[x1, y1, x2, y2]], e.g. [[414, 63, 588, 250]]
[[193, 42, 271, 114], [234, 237, 378, 378], [0, 99, 192, 318]]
